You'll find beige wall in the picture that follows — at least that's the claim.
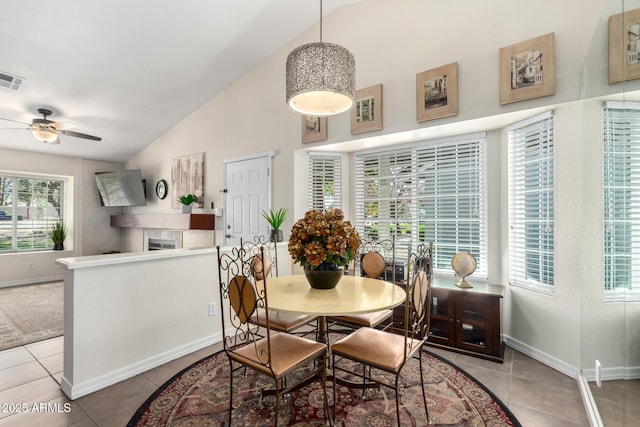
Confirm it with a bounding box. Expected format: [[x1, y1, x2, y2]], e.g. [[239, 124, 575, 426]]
[[0, 147, 123, 287]]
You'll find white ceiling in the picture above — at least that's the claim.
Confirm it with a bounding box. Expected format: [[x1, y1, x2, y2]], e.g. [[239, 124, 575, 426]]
[[0, 0, 361, 163]]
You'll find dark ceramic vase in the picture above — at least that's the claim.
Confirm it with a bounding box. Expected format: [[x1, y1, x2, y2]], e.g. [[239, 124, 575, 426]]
[[270, 229, 283, 242], [53, 242, 64, 250], [303, 262, 343, 289]]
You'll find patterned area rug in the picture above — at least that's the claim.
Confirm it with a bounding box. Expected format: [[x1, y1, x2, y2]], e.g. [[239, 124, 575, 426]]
[[128, 341, 521, 426], [0, 281, 63, 351]]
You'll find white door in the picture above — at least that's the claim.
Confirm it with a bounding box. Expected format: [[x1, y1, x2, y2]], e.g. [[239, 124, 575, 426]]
[[223, 154, 271, 246]]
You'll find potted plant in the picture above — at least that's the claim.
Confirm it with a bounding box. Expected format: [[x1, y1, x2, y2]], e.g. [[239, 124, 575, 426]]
[[262, 208, 287, 242], [178, 194, 198, 214], [288, 209, 361, 289], [49, 219, 67, 251]]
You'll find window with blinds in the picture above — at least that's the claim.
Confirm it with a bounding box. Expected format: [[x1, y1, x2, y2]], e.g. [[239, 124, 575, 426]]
[[308, 154, 342, 211], [507, 112, 554, 293], [603, 102, 640, 301], [354, 133, 487, 277], [0, 174, 65, 252]]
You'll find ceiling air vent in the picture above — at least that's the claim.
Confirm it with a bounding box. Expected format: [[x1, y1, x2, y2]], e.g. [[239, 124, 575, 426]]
[[0, 71, 25, 90]]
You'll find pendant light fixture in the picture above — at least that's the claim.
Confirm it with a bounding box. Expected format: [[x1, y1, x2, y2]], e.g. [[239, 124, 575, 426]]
[[286, 0, 355, 116]]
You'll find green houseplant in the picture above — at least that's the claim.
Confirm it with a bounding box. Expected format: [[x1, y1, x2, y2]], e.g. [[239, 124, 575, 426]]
[[262, 208, 287, 242], [49, 219, 67, 251], [178, 194, 198, 213]]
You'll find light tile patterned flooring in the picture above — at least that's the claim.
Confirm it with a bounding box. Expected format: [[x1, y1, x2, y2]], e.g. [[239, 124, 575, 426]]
[[0, 335, 596, 426]]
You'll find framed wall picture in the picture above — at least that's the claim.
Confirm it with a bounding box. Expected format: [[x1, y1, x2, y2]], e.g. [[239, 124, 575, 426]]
[[301, 115, 327, 144], [416, 62, 458, 122], [608, 8, 640, 83], [499, 33, 555, 105], [171, 152, 204, 209], [351, 84, 383, 134]]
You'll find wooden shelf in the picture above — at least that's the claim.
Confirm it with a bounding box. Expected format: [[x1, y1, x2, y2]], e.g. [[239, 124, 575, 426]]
[[110, 214, 215, 230]]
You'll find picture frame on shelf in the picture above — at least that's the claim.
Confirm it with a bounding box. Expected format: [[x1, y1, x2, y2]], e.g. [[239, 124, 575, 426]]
[[416, 62, 458, 122], [499, 33, 555, 105], [351, 84, 383, 134], [301, 115, 327, 144], [608, 8, 640, 84]]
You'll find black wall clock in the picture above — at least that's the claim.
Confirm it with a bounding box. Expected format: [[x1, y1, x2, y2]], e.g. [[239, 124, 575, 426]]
[[155, 179, 168, 200]]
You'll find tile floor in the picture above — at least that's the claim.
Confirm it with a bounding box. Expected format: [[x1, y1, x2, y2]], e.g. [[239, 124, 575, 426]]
[[0, 336, 592, 426]]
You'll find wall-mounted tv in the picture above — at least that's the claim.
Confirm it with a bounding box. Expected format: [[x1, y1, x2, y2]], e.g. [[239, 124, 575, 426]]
[[95, 169, 147, 207]]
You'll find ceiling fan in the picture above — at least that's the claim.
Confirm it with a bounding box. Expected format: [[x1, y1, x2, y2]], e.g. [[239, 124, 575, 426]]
[[0, 108, 102, 144]]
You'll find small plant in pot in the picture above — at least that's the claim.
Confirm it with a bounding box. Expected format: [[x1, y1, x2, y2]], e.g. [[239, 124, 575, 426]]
[[178, 194, 198, 214], [49, 219, 67, 251], [262, 208, 287, 242]]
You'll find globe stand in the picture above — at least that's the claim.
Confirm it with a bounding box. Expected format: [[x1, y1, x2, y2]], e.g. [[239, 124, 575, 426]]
[[456, 276, 473, 289], [451, 252, 477, 289]]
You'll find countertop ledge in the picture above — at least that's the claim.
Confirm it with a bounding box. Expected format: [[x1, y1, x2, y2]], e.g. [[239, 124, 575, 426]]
[[56, 247, 218, 270]]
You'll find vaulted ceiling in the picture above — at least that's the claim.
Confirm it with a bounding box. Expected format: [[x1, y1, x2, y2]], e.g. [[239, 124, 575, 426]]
[[0, 0, 361, 163]]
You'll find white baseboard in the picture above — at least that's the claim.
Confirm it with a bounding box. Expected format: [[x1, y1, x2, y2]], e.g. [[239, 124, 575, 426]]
[[0, 275, 63, 289], [61, 332, 222, 400], [582, 365, 640, 382], [503, 334, 579, 378], [577, 374, 604, 427]]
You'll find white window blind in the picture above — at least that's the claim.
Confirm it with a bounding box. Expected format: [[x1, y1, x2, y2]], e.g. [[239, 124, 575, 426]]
[[0, 174, 65, 252], [354, 134, 487, 277], [603, 102, 640, 301], [308, 154, 342, 211], [508, 112, 554, 292]]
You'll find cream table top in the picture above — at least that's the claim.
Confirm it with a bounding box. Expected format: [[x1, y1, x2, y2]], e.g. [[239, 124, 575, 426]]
[[265, 274, 406, 316]]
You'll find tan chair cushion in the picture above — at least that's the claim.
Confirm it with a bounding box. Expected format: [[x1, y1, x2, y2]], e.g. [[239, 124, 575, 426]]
[[331, 309, 393, 328], [231, 332, 326, 378], [252, 310, 317, 333], [361, 252, 386, 278], [331, 327, 423, 372]]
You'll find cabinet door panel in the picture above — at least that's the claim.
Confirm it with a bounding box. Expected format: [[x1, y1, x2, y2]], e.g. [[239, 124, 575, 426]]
[[456, 293, 490, 352], [428, 288, 455, 346]]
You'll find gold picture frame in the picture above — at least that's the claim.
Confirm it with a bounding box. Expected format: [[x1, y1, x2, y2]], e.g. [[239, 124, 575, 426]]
[[499, 33, 555, 105], [351, 84, 383, 134], [608, 8, 640, 83], [416, 62, 458, 122], [301, 116, 327, 144]]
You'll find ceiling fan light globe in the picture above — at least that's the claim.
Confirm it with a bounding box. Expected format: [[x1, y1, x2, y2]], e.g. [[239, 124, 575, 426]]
[[32, 129, 58, 143]]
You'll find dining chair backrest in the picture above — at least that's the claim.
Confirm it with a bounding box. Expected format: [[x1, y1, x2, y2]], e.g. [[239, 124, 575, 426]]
[[405, 242, 434, 342], [217, 245, 273, 364], [357, 236, 396, 281], [241, 235, 279, 279]]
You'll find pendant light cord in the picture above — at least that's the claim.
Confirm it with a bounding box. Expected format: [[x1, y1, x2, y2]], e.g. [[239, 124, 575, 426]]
[[319, 0, 323, 43]]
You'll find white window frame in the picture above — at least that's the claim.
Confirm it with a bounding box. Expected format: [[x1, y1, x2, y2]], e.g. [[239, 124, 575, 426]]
[[603, 101, 640, 302], [354, 132, 488, 278], [507, 111, 555, 294], [0, 173, 66, 253]]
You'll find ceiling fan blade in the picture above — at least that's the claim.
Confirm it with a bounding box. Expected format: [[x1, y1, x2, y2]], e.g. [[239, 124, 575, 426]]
[[0, 117, 30, 126], [51, 121, 76, 131], [57, 129, 102, 141]]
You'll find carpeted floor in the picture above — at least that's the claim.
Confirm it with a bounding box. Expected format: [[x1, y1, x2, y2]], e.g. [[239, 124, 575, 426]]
[[128, 340, 522, 427], [0, 281, 63, 351]]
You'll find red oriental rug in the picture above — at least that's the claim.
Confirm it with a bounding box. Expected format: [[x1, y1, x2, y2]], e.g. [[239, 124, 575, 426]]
[[128, 346, 521, 426]]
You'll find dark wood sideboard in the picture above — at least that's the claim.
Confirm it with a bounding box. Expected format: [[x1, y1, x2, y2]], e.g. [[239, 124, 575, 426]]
[[392, 277, 505, 363]]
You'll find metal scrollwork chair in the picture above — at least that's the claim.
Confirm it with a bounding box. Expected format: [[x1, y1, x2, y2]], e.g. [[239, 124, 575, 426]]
[[330, 242, 433, 426], [329, 237, 398, 333], [216, 245, 329, 426], [242, 236, 318, 336]]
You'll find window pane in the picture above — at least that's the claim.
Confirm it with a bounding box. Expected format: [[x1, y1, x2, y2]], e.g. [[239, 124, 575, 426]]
[[0, 175, 65, 253], [508, 113, 555, 290], [355, 135, 487, 277]]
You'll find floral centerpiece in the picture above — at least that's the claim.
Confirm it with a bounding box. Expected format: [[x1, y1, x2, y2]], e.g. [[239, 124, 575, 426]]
[[288, 209, 361, 288]]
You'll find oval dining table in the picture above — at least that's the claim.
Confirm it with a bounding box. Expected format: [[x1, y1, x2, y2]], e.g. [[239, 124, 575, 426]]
[[265, 274, 406, 343]]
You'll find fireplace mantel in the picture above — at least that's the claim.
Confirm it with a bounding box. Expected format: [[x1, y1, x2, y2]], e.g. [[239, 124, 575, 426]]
[[110, 214, 215, 230]]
